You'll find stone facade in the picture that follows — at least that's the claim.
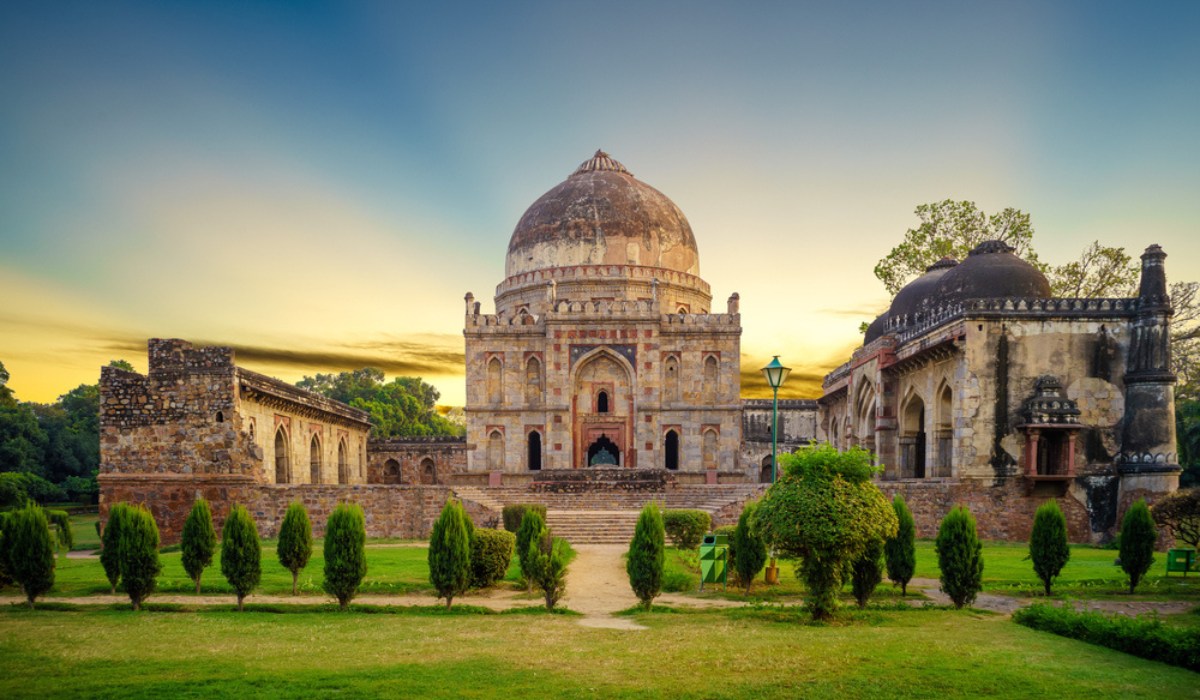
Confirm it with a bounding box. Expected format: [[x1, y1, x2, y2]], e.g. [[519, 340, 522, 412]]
[[821, 243, 1180, 542], [368, 437, 466, 485], [741, 399, 820, 482]]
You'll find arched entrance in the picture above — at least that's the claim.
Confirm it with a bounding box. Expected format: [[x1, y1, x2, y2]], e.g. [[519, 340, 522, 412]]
[[274, 427, 290, 484], [760, 455, 773, 483], [587, 435, 620, 466], [528, 431, 542, 470], [901, 392, 927, 478], [664, 430, 679, 470]]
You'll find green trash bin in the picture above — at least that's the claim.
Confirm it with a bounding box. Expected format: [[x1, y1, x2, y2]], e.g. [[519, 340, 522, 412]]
[[699, 533, 728, 591]]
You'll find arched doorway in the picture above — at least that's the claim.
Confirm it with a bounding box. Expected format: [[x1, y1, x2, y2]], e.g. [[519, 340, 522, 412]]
[[383, 458, 401, 484], [527, 432, 542, 470], [487, 431, 504, 471], [420, 457, 437, 484], [337, 439, 349, 484], [664, 430, 679, 470], [760, 455, 773, 483], [936, 382, 953, 477], [901, 393, 927, 478], [587, 435, 620, 466], [309, 434, 322, 484], [572, 349, 633, 468], [274, 427, 290, 484]]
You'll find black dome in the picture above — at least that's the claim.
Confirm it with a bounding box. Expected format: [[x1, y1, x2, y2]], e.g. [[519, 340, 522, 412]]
[[864, 312, 890, 344], [888, 257, 958, 321], [934, 240, 1050, 303]]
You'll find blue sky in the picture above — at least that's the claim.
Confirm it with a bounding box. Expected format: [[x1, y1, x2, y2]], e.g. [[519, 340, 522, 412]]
[[2, 1, 1198, 403]]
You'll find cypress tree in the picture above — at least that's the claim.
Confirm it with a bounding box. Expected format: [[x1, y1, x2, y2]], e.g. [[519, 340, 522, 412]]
[[526, 531, 570, 610], [627, 502, 665, 611], [220, 504, 261, 611], [181, 498, 217, 594], [0, 512, 13, 588], [6, 504, 55, 609], [323, 502, 367, 610], [732, 500, 767, 594], [428, 499, 471, 609], [935, 505, 984, 609], [1119, 499, 1157, 594], [851, 537, 885, 608], [100, 503, 132, 594], [120, 506, 161, 611], [884, 494, 917, 595], [515, 509, 547, 591], [1030, 499, 1070, 595], [277, 501, 314, 596]]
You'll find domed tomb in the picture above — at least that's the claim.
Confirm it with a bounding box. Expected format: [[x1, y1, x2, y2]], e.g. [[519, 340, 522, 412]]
[[505, 150, 700, 278], [933, 240, 1051, 304], [888, 257, 959, 324]]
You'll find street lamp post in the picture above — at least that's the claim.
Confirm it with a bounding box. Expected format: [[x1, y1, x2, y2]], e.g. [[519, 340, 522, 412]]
[[760, 356, 790, 585], [761, 356, 791, 483]]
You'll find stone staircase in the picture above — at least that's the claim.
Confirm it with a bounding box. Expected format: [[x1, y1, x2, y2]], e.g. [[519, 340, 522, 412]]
[[454, 482, 766, 544]]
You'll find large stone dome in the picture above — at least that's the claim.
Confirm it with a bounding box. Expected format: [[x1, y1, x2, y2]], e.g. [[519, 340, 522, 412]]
[[934, 240, 1051, 303], [505, 151, 700, 278], [889, 256, 959, 321]]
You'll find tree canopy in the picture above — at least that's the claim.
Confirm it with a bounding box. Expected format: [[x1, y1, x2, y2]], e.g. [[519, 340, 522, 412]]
[[297, 369, 461, 438]]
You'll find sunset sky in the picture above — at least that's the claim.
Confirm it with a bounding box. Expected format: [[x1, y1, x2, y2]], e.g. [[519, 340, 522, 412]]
[[2, 1, 1198, 406]]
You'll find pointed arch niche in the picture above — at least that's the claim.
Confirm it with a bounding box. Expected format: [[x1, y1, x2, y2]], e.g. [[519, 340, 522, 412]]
[[572, 348, 634, 468], [900, 390, 927, 479]]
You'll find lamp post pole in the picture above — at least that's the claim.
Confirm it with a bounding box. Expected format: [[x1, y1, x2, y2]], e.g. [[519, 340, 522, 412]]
[[760, 356, 791, 585], [771, 382, 779, 483]]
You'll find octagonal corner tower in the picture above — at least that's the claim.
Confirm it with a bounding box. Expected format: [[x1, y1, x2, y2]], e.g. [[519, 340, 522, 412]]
[[463, 150, 743, 475], [495, 151, 712, 317]]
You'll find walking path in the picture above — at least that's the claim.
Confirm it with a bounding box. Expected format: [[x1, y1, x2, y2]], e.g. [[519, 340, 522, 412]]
[[6, 549, 1194, 623]]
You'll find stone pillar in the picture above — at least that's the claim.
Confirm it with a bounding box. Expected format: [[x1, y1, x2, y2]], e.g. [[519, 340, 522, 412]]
[[1025, 429, 1039, 477]]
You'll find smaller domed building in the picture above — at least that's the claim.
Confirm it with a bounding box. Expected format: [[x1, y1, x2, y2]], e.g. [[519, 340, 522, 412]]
[[821, 240, 1180, 542]]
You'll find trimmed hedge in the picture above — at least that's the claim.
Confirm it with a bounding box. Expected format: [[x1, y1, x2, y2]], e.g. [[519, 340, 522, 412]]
[[935, 505, 983, 609], [470, 528, 515, 589], [1119, 499, 1157, 594], [428, 499, 472, 609], [662, 509, 711, 550], [120, 506, 161, 611], [5, 503, 55, 608], [182, 499, 217, 594], [323, 503, 367, 610], [277, 502, 313, 596], [220, 504, 262, 612], [502, 504, 547, 534], [627, 502, 665, 610], [1014, 603, 1200, 672]]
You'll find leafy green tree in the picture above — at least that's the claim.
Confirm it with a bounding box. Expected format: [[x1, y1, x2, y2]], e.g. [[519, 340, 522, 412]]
[[1178, 400, 1200, 487], [515, 508, 547, 591], [1152, 487, 1200, 548], [323, 503, 367, 610], [1030, 500, 1070, 596], [1047, 241, 1139, 298], [181, 498, 217, 594], [526, 531, 571, 610], [851, 537, 885, 608], [277, 501, 314, 595], [120, 506, 161, 610], [0, 360, 11, 405], [884, 494, 917, 595], [935, 506, 984, 609], [297, 369, 461, 438], [100, 503, 133, 594], [1119, 499, 1157, 594], [753, 444, 898, 619], [220, 504, 262, 611], [428, 499, 472, 609], [0, 512, 13, 587], [732, 500, 767, 594], [0, 399, 47, 475], [662, 509, 712, 550], [6, 503, 55, 608], [627, 502, 665, 611]]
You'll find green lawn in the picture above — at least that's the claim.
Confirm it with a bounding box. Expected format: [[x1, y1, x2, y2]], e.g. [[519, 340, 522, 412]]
[[1, 607, 1195, 698], [42, 543, 520, 598]]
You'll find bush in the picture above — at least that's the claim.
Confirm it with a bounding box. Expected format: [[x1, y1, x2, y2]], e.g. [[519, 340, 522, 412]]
[[0, 472, 64, 505], [1152, 488, 1200, 549], [0, 511, 12, 587], [627, 502, 665, 611], [732, 501, 767, 594], [526, 531, 570, 609], [323, 503, 367, 610], [181, 498, 217, 594], [502, 503, 547, 534], [851, 537, 885, 608], [754, 444, 898, 619], [220, 504, 261, 611], [1014, 603, 1200, 672], [45, 509, 72, 552], [1119, 499, 1157, 594], [428, 499, 472, 609], [515, 508, 547, 590], [119, 506, 161, 610], [884, 494, 916, 595], [100, 503, 133, 594], [1030, 499, 1070, 595], [277, 502, 313, 596], [0, 473, 26, 508], [663, 509, 712, 550], [6, 503, 55, 608], [470, 528, 515, 589], [935, 505, 983, 609]]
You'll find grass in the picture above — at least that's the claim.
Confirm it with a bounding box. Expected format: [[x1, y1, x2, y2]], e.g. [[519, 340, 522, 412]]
[[68, 513, 99, 551], [0, 607, 1195, 698]]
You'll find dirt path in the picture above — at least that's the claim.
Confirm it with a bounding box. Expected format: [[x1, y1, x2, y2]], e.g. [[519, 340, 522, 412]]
[[907, 577, 1196, 616]]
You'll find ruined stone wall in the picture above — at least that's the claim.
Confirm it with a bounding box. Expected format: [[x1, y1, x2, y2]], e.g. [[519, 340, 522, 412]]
[[368, 438, 467, 484]]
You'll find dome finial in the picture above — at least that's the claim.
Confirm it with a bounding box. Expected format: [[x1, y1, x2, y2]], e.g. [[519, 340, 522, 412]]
[[573, 150, 631, 176]]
